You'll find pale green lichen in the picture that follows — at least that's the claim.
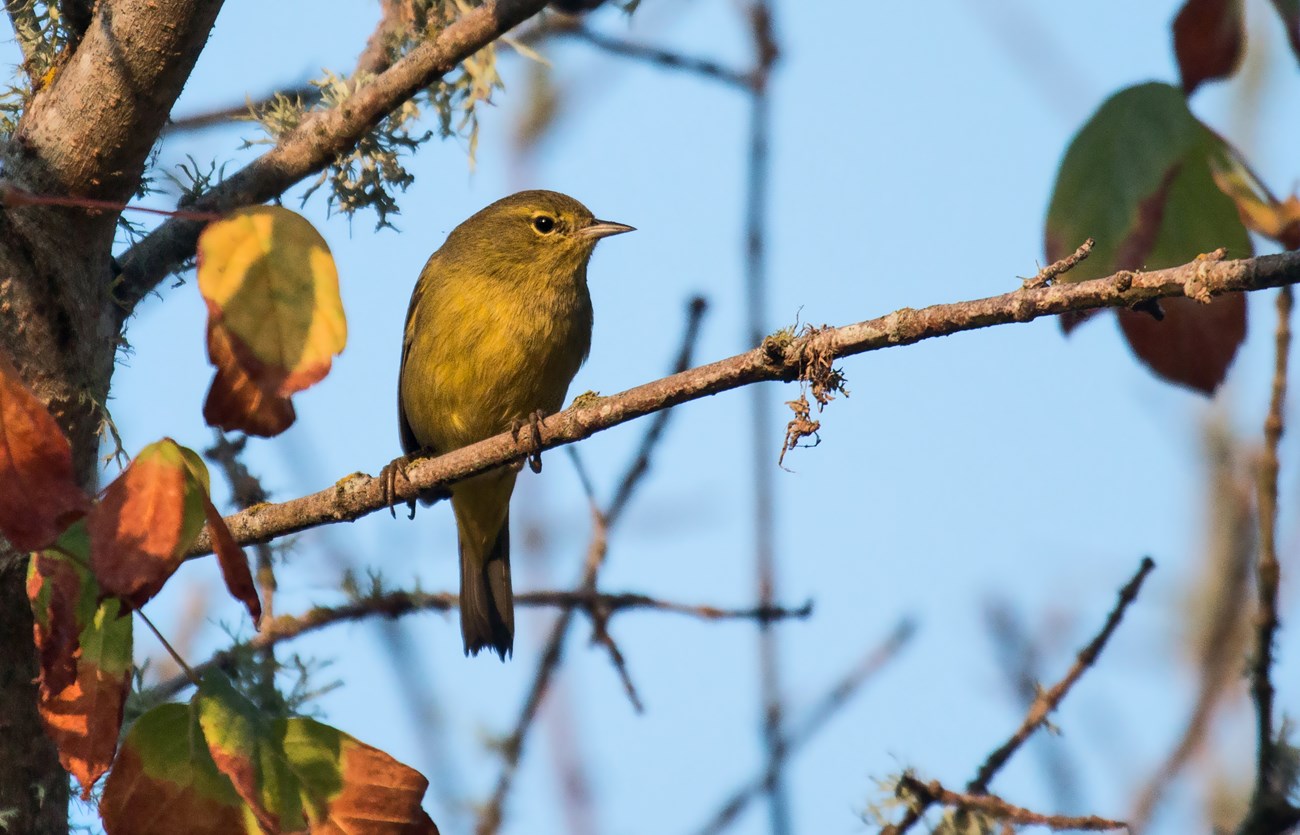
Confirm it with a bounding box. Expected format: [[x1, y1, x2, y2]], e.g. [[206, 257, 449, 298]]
[[248, 0, 508, 229]]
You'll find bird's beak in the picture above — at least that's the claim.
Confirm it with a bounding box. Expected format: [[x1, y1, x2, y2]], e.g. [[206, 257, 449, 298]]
[[579, 219, 636, 239]]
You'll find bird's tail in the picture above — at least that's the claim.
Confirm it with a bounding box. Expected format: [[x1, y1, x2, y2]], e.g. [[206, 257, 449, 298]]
[[458, 513, 514, 660]]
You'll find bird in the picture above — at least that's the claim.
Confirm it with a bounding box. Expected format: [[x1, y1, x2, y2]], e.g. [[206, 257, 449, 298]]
[[397, 190, 633, 659]]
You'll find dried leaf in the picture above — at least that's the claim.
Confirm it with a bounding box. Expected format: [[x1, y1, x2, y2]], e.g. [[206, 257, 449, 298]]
[[0, 351, 90, 550], [198, 206, 347, 437], [1173, 0, 1245, 94], [101, 703, 249, 835]]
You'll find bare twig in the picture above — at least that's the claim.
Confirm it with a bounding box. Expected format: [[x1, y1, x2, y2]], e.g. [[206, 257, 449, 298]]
[[143, 586, 810, 703], [692, 619, 916, 835], [1023, 237, 1095, 289], [1238, 286, 1300, 835], [476, 297, 709, 835], [737, 3, 789, 833], [883, 557, 1156, 834], [896, 775, 1127, 832], [1131, 422, 1255, 832], [165, 85, 320, 134], [182, 251, 1300, 558], [559, 24, 751, 88], [983, 600, 1081, 813]]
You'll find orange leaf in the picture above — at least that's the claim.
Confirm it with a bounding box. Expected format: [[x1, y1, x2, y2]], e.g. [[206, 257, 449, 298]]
[[88, 440, 194, 610], [101, 704, 249, 835], [39, 596, 132, 798], [308, 724, 440, 834], [0, 351, 91, 549], [198, 206, 346, 437]]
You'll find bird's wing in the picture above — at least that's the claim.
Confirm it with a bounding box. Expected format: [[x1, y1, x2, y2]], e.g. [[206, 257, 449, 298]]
[[397, 271, 433, 457]]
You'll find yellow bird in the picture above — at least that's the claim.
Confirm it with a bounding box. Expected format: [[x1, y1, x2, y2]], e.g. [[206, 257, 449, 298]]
[[398, 190, 633, 659]]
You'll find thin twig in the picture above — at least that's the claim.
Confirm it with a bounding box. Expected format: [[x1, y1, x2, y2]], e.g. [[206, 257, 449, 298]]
[[739, 3, 787, 832], [142, 586, 810, 703], [1131, 423, 1254, 832], [896, 775, 1128, 832], [1240, 285, 1297, 834], [165, 85, 320, 134], [1023, 237, 1095, 289], [559, 24, 751, 89], [692, 619, 916, 835], [883, 557, 1156, 835], [182, 250, 1300, 558], [476, 298, 709, 835], [983, 600, 1081, 813], [136, 609, 199, 688]]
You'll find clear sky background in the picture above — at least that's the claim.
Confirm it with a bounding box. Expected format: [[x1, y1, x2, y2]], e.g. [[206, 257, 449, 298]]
[[48, 0, 1300, 832]]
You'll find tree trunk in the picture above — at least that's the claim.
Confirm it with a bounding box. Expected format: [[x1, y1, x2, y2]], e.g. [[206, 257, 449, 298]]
[[0, 1, 226, 828]]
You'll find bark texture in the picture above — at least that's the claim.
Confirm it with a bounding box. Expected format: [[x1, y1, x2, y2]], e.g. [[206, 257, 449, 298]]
[[0, 2, 225, 831]]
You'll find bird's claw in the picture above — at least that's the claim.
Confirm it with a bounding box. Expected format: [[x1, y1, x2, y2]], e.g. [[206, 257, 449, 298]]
[[510, 410, 546, 474], [379, 454, 418, 519]]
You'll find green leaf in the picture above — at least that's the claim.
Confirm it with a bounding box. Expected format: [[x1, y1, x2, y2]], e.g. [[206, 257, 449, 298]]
[[101, 703, 252, 835], [1044, 81, 1253, 393], [193, 672, 437, 833]]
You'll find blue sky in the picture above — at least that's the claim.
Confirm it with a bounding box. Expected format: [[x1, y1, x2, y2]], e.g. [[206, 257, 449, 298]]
[[68, 0, 1300, 832]]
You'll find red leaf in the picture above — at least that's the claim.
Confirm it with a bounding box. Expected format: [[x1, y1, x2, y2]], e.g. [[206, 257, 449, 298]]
[[27, 551, 86, 695], [0, 352, 90, 549], [1118, 293, 1247, 394], [88, 448, 188, 610], [1174, 0, 1245, 94], [202, 494, 261, 627]]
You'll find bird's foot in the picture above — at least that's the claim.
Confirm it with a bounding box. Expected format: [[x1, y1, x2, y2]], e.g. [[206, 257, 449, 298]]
[[510, 410, 546, 474], [379, 452, 422, 519]]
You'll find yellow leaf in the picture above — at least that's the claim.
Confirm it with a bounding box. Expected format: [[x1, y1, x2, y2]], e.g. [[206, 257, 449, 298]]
[[197, 207, 347, 435]]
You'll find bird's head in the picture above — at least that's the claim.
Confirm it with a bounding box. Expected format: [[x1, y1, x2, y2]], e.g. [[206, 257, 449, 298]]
[[444, 189, 634, 281]]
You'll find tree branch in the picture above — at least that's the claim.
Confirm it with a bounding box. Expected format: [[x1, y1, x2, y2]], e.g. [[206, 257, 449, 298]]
[[183, 249, 1300, 558], [693, 619, 916, 835], [1238, 286, 1300, 835], [9, 0, 224, 205], [143, 587, 809, 703], [476, 297, 707, 835], [882, 557, 1155, 834], [895, 775, 1127, 832], [115, 0, 551, 316]]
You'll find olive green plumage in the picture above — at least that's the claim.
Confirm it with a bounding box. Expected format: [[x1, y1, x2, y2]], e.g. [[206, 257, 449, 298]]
[[397, 190, 632, 659]]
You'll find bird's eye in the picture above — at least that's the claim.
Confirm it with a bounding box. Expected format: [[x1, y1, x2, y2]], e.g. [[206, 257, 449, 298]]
[[532, 215, 556, 234]]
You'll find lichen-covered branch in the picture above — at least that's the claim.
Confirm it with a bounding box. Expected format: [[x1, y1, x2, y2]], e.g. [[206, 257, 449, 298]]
[[116, 0, 551, 316], [184, 249, 1300, 558]]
